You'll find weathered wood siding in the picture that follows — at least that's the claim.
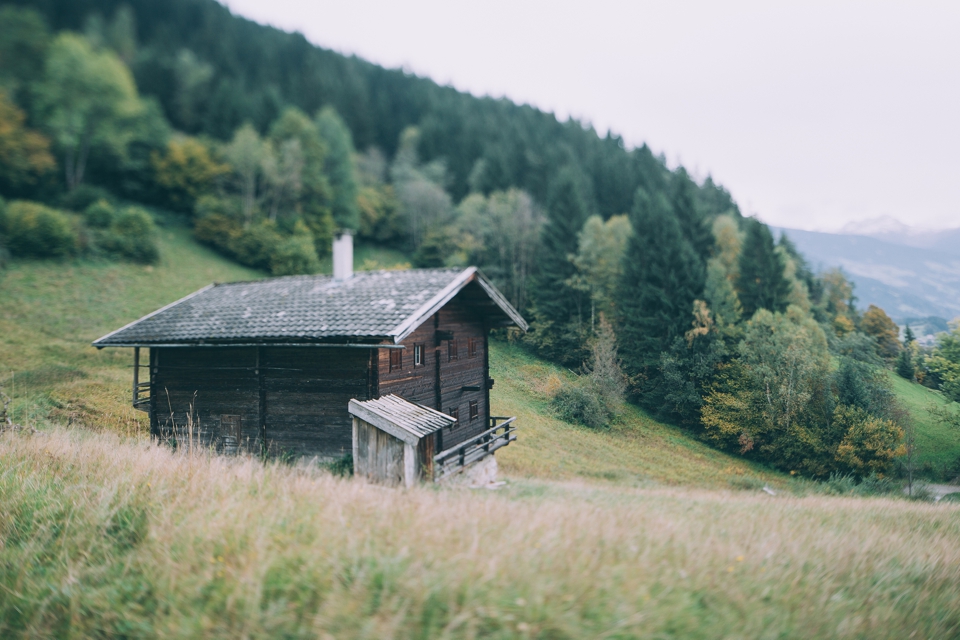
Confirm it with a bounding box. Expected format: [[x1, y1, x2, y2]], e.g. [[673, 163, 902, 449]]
[[353, 418, 405, 485], [262, 347, 368, 459], [151, 347, 259, 449], [378, 294, 489, 449], [150, 346, 369, 459]]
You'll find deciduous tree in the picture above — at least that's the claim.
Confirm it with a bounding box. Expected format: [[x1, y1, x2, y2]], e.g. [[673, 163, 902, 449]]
[[861, 304, 901, 359], [0, 92, 55, 190], [35, 34, 142, 190]]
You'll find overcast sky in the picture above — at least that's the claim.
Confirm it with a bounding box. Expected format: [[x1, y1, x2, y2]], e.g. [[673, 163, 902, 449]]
[[222, 0, 960, 232]]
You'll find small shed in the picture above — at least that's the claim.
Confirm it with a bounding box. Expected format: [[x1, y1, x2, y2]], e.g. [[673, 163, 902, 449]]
[[349, 395, 456, 487]]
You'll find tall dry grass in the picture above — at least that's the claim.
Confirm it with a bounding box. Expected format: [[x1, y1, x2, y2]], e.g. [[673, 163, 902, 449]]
[[2, 428, 959, 638]]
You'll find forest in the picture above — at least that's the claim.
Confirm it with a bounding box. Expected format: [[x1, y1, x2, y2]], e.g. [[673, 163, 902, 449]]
[[1, 0, 959, 482]]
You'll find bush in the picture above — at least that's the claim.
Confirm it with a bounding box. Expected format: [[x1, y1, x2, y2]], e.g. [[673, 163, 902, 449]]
[[58, 184, 112, 212], [270, 228, 320, 276], [820, 472, 900, 496], [4, 200, 77, 257], [104, 206, 159, 264], [195, 213, 320, 276], [551, 380, 609, 429], [833, 405, 905, 477], [230, 221, 283, 272], [194, 213, 242, 250], [83, 199, 115, 228]]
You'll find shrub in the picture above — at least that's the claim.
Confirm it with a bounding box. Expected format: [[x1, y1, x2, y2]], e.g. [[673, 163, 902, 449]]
[[83, 199, 115, 228], [4, 200, 77, 257], [195, 211, 321, 276], [270, 226, 320, 276], [230, 221, 283, 272], [551, 380, 608, 429], [58, 184, 112, 212], [820, 472, 900, 496], [833, 405, 905, 477], [194, 213, 242, 251], [105, 206, 159, 264]]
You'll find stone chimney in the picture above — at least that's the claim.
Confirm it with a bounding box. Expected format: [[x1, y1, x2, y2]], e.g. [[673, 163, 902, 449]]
[[333, 230, 353, 280]]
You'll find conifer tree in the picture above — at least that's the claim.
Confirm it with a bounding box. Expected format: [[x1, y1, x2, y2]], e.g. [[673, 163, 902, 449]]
[[670, 168, 713, 261], [896, 347, 915, 381], [903, 325, 916, 345], [530, 167, 591, 365], [617, 188, 705, 402], [736, 219, 791, 318]]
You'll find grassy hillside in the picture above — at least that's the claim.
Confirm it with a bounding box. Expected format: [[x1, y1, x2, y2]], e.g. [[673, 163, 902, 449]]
[[887, 371, 960, 476], [491, 343, 786, 488], [0, 217, 786, 489], [3, 219, 958, 486]]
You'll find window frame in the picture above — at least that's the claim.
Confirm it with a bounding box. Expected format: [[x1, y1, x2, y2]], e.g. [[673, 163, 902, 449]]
[[448, 339, 459, 362], [414, 343, 424, 367], [469, 400, 479, 421], [449, 407, 459, 423], [389, 348, 402, 372], [468, 337, 478, 358]]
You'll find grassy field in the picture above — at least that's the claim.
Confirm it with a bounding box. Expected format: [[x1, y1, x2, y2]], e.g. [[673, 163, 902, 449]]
[[3, 219, 960, 636], [2, 428, 959, 638]]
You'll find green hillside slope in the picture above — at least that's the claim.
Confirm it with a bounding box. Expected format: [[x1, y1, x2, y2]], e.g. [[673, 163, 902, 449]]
[[3, 225, 956, 487], [887, 372, 960, 475], [2, 221, 786, 489]]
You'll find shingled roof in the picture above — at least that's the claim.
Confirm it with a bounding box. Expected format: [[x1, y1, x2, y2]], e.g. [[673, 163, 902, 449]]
[[348, 395, 455, 445], [93, 267, 527, 348]]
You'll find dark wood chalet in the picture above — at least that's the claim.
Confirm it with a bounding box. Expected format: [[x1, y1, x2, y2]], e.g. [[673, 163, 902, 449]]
[[93, 266, 527, 461]]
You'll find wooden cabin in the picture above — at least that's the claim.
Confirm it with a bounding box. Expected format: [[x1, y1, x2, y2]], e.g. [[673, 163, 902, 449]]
[[93, 239, 528, 462]]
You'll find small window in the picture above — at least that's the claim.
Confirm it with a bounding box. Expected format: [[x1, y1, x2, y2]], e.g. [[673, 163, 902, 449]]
[[414, 343, 424, 367], [469, 400, 479, 421], [390, 348, 402, 372], [449, 407, 459, 423], [468, 337, 478, 358], [448, 339, 459, 362]]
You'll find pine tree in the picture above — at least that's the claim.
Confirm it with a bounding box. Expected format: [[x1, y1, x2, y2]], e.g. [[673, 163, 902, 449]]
[[904, 325, 916, 345], [836, 358, 870, 410], [736, 219, 791, 318], [896, 347, 915, 381], [670, 168, 713, 260], [529, 167, 591, 365], [617, 188, 705, 404]]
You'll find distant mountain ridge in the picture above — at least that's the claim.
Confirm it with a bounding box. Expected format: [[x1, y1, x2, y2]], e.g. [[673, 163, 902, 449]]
[[775, 226, 960, 323], [837, 217, 960, 254]]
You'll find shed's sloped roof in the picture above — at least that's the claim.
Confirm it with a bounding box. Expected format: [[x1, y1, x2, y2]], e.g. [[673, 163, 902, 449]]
[[348, 395, 455, 445], [93, 267, 527, 347]]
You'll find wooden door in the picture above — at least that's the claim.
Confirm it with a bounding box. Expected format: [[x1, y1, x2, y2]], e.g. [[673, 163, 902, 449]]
[[220, 414, 242, 454]]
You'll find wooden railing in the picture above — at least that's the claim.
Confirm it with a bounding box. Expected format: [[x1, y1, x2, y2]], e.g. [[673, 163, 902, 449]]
[[433, 416, 517, 482], [132, 347, 150, 412]]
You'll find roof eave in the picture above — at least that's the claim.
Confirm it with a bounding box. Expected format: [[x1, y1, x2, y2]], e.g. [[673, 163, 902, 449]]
[[388, 267, 528, 342], [91, 283, 217, 348]]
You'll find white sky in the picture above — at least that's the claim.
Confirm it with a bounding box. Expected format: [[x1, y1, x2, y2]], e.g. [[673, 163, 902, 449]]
[[222, 0, 960, 232]]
